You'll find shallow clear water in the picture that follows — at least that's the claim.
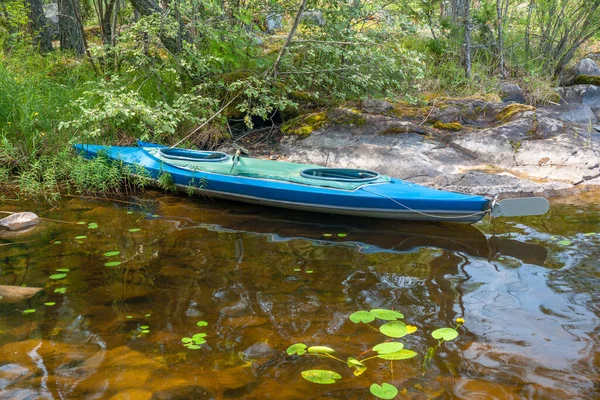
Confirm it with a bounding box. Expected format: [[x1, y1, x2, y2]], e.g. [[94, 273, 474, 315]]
[[0, 191, 598, 399]]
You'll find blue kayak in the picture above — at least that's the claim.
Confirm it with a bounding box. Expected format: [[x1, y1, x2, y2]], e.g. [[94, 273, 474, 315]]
[[73, 141, 492, 223]]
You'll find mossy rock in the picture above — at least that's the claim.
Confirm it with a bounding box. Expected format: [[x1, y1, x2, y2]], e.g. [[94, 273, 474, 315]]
[[392, 101, 430, 120], [281, 112, 328, 137], [496, 104, 536, 121], [573, 74, 600, 86], [432, 121, 463, 131], [329, 108, 366, 126]]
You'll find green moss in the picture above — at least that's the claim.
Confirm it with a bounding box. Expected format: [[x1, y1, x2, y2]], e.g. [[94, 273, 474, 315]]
[[221, 71, 251, 84], [281, 112, 328, 137], [392, 101, 430, 120], [330, 109, 367, 126], [381, 126, 410, 134], [432, 121, 463, 131], [573, 74, 600, 85], [496, 104, 536, 121]]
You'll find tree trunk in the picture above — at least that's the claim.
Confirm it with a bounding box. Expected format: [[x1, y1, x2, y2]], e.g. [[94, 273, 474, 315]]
[[129, 0, 187, 54], [496, 0, 505, 79], [28, 0, 53, 53], [58, 0, 85, 55], [464, 0, 472, 79]]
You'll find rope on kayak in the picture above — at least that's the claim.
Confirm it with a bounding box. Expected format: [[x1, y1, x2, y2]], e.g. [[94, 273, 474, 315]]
[[361, 186, 491, 220], [171, 91, 243, 149]]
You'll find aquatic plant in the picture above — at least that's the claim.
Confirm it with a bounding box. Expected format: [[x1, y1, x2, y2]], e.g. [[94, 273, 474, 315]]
[[287, 309, 465, 399], [182, 320, 209, 350]]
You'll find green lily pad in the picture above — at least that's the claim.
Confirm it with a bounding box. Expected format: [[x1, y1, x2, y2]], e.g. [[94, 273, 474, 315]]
[[44, 302, 56, 306], [196, 320, 208, 327], [140, 325, 149, 329], [181, 337, 193, 344], [104, 261, 121, 267], [56, 268, 70, 272], [128, 228, 141, 233], [192, 333, 207, 339], [583, 232, 597, 236], [372, 342, 404, 354], [22, 309, 36, 314], [74, 235, 87, 240], [126, 315, 133, 319], [141, 329, 150, 333], [54, 241, 61, 244], [322, 233, 332, 237], [346, 357, 367, 376], [349, 310, 375, 324], [337, 233, 347, 237], [286, 343, 307, 355], [370, 382, 398, 399], [377, 349, 418, 360], [77, 221, 86, 225], [370, 309, 404, 320], [103, 251, 120, 257], [557, 239, 572, 246], [431, 327, 459, 341], [54, 287, 66, 294], [49, 273, 67, 280], [379, 320, 408, 338], [88, 222, 98, 229], [293, 268, 301, 272], [144, 313, 151, 317], [307, 345, 335, 355], [185, 344, 201, 350], [300, 369, 342, 384]]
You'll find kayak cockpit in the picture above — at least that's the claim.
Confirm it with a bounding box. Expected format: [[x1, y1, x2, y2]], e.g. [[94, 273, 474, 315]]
[[300, 168, 380, 182], [159, 148, 229, 162]]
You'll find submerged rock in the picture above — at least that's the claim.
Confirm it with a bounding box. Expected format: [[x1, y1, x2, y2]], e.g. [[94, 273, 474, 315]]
[[0, 212, 40, 231], [0, 285, 43, 304]]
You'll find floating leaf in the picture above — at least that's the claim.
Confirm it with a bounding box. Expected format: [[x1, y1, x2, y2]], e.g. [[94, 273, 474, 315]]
[[104, 261, 121, 267], [87, 222, 98, 229], [74, 236, 87, 240], [377, 349, 418, 360], [370, 309, 404, 321], [77, 221, 86, 225], [286, 343, 307, 355], [308, 346, 336, 355], [337, 233, 347, 237], [557, 239, 572, 246], [56, 268, 70, 272], [185, 344, 201, 350], [380, 321, 408, 338], [196, 320, 208, 327], [373, 342, 404, 354], [431, 327, 459, 341], [22, 309, 36, 314], [49, 273, 67, 280], [44, 302, 56, 306], [54, 241, 61, 244], [406, 325, 417, 334], [322, 233, 332, 237], [54, 287, 66, 294], [370, 383, 398, 399], [301, 369, 342, 384], [103, 251, 120, 257], [151, 214, 159, 218], [497, 257, 505, 260], [126, 315, 133, 319], [192, 333, 207, 339], [144, 313, 151, 317], [128, 228, 141, 233], [349, 310, 375, 324], [141, 329, 150, 333], [306, 270, 313, 274], [181, 337, 193, 344], [347, 357, 367, 376], [140, 325, 149, 329], [293, 268, 301, 272], [583, 232, 596, 236]]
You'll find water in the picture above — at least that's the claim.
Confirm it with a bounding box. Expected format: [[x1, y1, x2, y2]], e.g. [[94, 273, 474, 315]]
[[0, 191, 598, 399]]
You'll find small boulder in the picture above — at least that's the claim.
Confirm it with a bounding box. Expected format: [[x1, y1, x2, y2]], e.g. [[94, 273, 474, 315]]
[[361, 99, 394, 114], [499, 83, 526, 104], [0, 285, 43, 304], [561, 58, 600, 86], [0, 212, 40, 231]]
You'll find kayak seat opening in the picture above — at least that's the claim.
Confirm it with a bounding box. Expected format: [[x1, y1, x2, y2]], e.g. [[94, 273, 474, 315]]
[[159, 148, 228, 162], [300, 168, 380, 182]]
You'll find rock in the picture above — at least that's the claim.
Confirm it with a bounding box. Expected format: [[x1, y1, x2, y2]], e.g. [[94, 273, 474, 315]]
[[558, 104, 597, 124], [499, 82, 526, 104], [265, 12, 283, 33], [109, 389, 153, 400], [0, 285, 43, 304], [561, 58, 600, 86], [361, 99, 393, 114], [0, 212, 40, 231], [42, 3, 59, 40], [301, 10, 325, 26]]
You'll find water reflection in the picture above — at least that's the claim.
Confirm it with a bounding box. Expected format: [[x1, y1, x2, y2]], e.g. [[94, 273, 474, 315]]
[[0, 193, 597, 399]]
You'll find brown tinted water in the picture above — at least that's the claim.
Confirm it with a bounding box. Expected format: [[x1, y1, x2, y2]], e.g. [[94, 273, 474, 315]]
[[0, 191, 598, 399]]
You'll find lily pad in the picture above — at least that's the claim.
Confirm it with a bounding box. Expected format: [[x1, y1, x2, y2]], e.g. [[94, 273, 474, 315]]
[[141, 330, 150, 333], [128, 228, 141, 233], [22, 309, 36, 314], [140, 325, 149, 329], [372, 342, 404, 354], [54, 241, 61, 244], [346, 357, 367, 376], [377, 349, 418, 360], [557, 239, 572, 246], [379, 321, 408, 338], [49, 273, 67, 280], [196, 320, 208, 327], [54, 287, 66, 294], [56, 268, 70, 272], [104, 261, 121, 267], [370, 383, 398, 399], [349, 310, 375, 324], [74, 236, 87, 240], [185, 344, 201, 350], [583, 232, 597, 236], [370, 309, 404, 321], [44, 302, 56, 306], [181, 337, 193, 344], [88, 222, 98, 229], [431, 327, 459, 341], [103, 251, 120, 257], [337, 233, 347, 237], [300, 369, 342, 384], [322, 233, 332, 237], [307, 345, 336, 355], [286, 343, 307, 355], [77, 221, 86, 225]]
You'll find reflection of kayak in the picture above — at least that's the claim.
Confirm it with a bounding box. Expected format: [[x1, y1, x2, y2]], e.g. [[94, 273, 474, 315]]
[[73, 141, 548, 223], [152, 194, 547, 266]]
